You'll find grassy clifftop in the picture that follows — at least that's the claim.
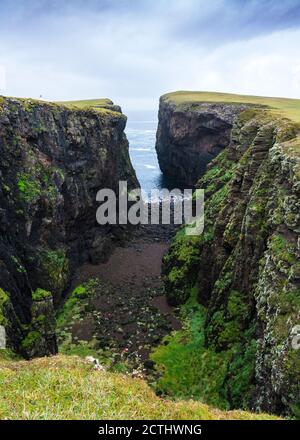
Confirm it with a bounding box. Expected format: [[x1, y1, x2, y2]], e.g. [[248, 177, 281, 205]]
[[55, 98, 122, 116], [0, 96, 124, 119], [0, 353, 279, 420], [162, 91, 300, 123], [56, 98, 113, 108]]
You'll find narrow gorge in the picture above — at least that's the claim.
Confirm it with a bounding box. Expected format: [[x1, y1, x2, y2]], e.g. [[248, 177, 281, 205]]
[[0, 92, 299, 419]]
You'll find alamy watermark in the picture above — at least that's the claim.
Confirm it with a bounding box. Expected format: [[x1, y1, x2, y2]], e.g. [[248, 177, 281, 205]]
[[96, 181, 204, 236]]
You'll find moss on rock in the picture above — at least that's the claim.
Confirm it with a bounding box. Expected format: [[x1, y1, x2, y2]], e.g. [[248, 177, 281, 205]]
[[32, 288, 52, 302], [161, 107, 300, 416], [38, 248, 69, 305], [0, 288, 9, 326], [21, 330, 42, 352]]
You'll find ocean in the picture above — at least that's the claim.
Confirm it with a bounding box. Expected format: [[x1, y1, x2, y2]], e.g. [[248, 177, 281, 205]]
[[126, 115, 183, 198]]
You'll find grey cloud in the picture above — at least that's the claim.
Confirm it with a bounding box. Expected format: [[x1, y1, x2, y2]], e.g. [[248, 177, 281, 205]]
[[0, 0, 299, 109]]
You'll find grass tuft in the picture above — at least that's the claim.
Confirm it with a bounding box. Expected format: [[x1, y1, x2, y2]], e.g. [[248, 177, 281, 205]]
[[0, 354, 280, 420]]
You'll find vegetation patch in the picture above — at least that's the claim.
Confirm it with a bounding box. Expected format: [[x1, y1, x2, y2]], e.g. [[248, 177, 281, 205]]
[[55, 98, 122, 117], [21, 330, 42, 352], [0, 354, 279, 420], [269, 234, 297, 265], [38, 248, 69, 301], [200, 149, 236, 196], [163, 91, 300, 123], [0, 288, 9, 326], [152, 275, 258, 411], [151, 287, 230, 409], [56, 278, 119, 367], [32, 288, 52, 302], [163, 233, 202, 305], [56, 280, 95, 329], [17, 172, 41, 204]]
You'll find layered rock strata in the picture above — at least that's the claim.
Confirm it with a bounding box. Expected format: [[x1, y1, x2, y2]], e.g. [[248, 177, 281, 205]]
[[162, 106, 300, 417], [0, 96, 138, 357]]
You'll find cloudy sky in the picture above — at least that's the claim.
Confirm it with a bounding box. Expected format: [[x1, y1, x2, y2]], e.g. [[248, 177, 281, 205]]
[[0, 0, 300, 113]]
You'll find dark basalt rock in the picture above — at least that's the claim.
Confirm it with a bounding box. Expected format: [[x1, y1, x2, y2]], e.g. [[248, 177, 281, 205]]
[[162, 105, 300, 417], [0, 96, 138, 357], [155, 96, 253, 186]]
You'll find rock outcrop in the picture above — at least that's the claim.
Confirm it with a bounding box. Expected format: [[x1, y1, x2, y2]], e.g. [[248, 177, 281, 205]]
[[162, 106, 300, 417], [0, 96, 138, 357], [155, 94, 252, 186]]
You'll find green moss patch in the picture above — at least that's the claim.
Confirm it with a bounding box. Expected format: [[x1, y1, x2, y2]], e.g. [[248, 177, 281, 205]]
[[269, 234, 297, 265], [38, 248, 69, 301], [21, 330, 42, 352], [151, 286, 258, 411], [32, 288, 52, 302], [17, 172, 41, 204], [0, 288, 9, 326], [151, 287, 230, 409]]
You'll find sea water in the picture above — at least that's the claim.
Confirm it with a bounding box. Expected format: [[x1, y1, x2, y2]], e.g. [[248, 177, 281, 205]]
[[126, 115, 184, 199]]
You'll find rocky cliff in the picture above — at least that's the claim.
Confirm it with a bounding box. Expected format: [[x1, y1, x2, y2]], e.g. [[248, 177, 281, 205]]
[[156, 94, 252, 186], [0, 96, 138, 358], [161, 101, 300, 417]]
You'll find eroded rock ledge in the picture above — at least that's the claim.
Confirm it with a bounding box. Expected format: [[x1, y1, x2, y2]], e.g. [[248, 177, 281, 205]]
[[155, 94, 253, 186], [0, 97, 138, 357]]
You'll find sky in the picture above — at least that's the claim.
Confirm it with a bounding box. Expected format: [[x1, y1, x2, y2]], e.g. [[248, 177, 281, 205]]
[[0, 0, 300, 114]]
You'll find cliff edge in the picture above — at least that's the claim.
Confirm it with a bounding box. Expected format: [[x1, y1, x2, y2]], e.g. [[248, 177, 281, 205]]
[[158, 92, 300, 417], [0, 97, 138, 358], [156, 91, 300, 186]]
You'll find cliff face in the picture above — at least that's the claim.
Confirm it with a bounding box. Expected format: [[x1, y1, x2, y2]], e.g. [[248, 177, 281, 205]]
[[0, 97, 138, 357], [155, 95, 252, 186], [162, 106, 300, 417]]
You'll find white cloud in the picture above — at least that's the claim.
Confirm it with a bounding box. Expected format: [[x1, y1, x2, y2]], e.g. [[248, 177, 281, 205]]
[[0, 2, 299, 112], [178, 29, 300, 99]]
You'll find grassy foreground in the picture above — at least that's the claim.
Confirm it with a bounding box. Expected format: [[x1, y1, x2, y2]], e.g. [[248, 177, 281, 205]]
[[0, 353, 279, 420], [163, 90, 300, 123]]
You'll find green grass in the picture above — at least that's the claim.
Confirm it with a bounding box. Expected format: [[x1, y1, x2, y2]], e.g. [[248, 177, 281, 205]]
[[151, 287, 231, 409], [0, 288, 9, 326], [56, 98, 112, 108], [163, 91, 300, 123], [0, 354, 280, 420], [0, 95, 121, 117], [55, 98, 121, 116]]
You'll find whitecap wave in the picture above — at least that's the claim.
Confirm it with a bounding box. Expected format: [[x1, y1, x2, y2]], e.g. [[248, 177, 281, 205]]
[[144, 164, 158, 169]]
